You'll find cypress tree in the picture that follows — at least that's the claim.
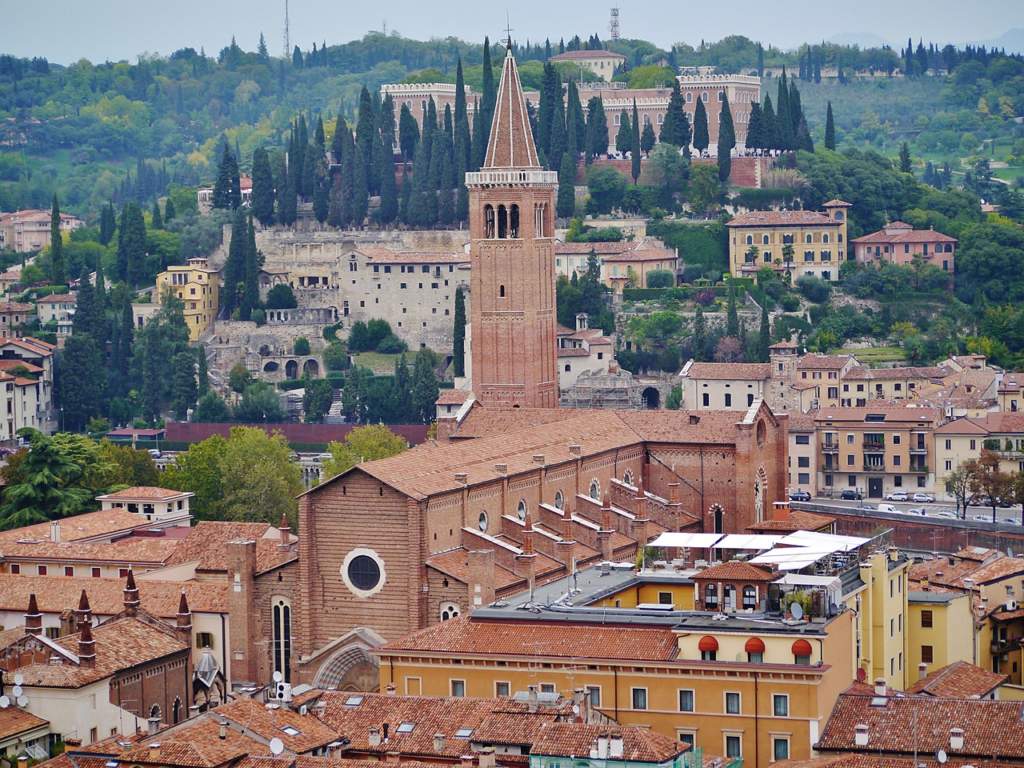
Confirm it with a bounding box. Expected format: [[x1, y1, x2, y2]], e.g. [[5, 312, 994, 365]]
[[251, 147, 275, 226], [352, 150, 369, 227], [454, 60, 471, 171], [631, 101, 642, 184], [776, 69, 795, 150], [726, 283, 739, 337], [452, 287, 466, 377], [692, 97, 709, 156], [212, 143, 235, 209], [796, 114, 814, 152], [537, 63, 560, 163], [72, 266, 99, 340], [164, 197, 176, 224], [757, 305, 771, 362], [49, 194, 64, 285], [223, 209, 247, 316], [660, 79, 691, 152], [94, 262, 106, 315], [640, 121, 656, 156], [327, 174, 343, 228], [720, 94, 736, 152], [170, 351, 198, 422], [557, 152, 576, 219], [378, 152, 399, 225], [240, 214, 260, 321], [197, 346, 209, 397], [824, 101, 836, 150], [117, 203, 146, 286], [302, 139, 318, 200], [99, 202, 115, 246], [585, 96, 608, 163], [615, 110, 632, 155], [150, 200, 163, 230], [477, 38, 496, 168], [548, 94, 567, 173], [746, 102, 764, 154], [566, 80, 586, 155], [312, 156, 330, 224], [692, 305, 707, 361], [761, 95, 778, 151], [398, 105, 419, 164], [355, 87, 376, 194], [899, 142, 912, 173]]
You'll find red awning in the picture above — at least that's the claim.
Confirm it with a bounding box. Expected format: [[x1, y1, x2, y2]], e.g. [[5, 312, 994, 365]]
[[698, 635, 719, 653], [792, 639, 813, 657], [745, 637, 765, 654]]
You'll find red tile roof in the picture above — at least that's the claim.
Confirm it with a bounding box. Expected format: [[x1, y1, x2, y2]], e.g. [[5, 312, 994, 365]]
[[0, 706, 48, 740], [0, 509, 158, 545], [683, 362, 771, 381], [436, 388, 471, 406], [380, 617, 680, 662], [98, 486, 190, 501], [426, 548, 524, 592], [113, 714, 271, 767], [907, 661, 1006, 698], [213, 697, 338, 754], [842, 366, 947, 381], [851, 226, 957, 245], [727, 210, 837, 227], [484, 51, 541, 169], [797, 354, 855, 370], [163, 521, 295, 575], [747, 510, 834, 533], [529, 723, 686, 761], [694, 560, 777, 582]]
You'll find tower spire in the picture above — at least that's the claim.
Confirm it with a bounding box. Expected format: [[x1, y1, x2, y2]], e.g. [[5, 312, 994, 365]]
[[483, 47, 541, 169]]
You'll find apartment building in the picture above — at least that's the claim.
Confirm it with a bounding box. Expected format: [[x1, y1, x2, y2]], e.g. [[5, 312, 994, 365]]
[[155, 257, 220, 341], [934, 412, 1024, 499], [553, 238, 677, 289], [839, 366, 947, 406], [727, 200, 851, 282], [788, 412, 817, 496], [0, 210, 83, 253], [851, 221, 957, 273], [906, 590, 976, 685], [815, 406, 940, 498]]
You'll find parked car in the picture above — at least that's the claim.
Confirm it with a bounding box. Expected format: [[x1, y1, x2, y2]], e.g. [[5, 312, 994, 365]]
[[876, 504, 899, 514], [972, 515, 993, 523], [147, 448, 162, 458], [788, 490, 812, 502], [906, 507, 928, 516], [885, 491, 910, 502], [840, 489, 863, 500], [912, 493, 935, 503], [933, 511, 957, 519]]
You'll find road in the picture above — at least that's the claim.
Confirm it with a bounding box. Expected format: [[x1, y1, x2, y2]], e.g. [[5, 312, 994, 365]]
[[800, 496, 1024, 526]]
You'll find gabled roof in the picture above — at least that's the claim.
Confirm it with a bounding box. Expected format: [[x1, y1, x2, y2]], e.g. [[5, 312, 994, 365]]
[[484, 51, 541, 169], [529, 722, 686, 761], [693, 560, 776, 582], [549, 49, 626, 62], [682, 361, 772, 381], [727, 210, 836, 227], [907, 660, 1006, 698], [213, 697, 337, 754], [0, 706, 48, 740]]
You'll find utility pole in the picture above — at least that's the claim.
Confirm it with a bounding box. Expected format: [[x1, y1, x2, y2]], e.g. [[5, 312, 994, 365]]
[[609, 7, 620, 41], [283, 0, 291, 59]]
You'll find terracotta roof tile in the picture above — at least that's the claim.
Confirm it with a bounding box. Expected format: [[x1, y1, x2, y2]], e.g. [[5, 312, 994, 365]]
[[0, 509, 160, 546], [380, 617, 679, 661], [0, 537, 181, 564], [0, 706, 48, 740], [36, 294, 77, 304], [694, 560, 776, 581], [727, 210, 836, 227], [529, 722, 686, 761], [98, 486, 190, 501], [436, 388, 471, 406], [683, 362, 772, 381], [214, 698, 337, 754], [907, 661, 1006, 698], [964, 557, 1024, 585], [797, 354, 854, 370], [113, 714, 271, 767], [426, 548, 524, 592], [483, 51, 541, 169], [164, 521, 295, 575], [842, 366, 946, 381], [747, 510, 834, 533]]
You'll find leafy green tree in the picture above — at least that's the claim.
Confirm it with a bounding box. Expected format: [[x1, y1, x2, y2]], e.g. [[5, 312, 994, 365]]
[[161, 435, 226, 519], [411, 349, 439, 423], [164, 197, 176, 223], [251, 147, 275, 226], [586, 165, 627, 214], [136, 293, 189, 422], [95, 439, 160, 487], [266, 283, 297, 309], [323, 341, 349, 371], [293, 337, 311, 356], [646, 270, 674, 288], [235, 382, 285, 422], [452, 287, 466, 377], [170, 351, 198, 421], [49, 194, 65, 285], [193, 391, 231, 422], [686, 163, 721, 216], [228, 363, 252, 393], [692, 98, 709, 156], [322, 424, 407, 478], [824, 102, 836, 151], [0, 436, 92, 529], [303, 379, 334, 423], [666, 385, 682, 410]]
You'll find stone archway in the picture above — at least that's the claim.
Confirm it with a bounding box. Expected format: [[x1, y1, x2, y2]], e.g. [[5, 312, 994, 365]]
[[313, 643, 380, 692], [285, 359, 299, 379], [641, 387, 660, 409], [303, 358, 320, 377]]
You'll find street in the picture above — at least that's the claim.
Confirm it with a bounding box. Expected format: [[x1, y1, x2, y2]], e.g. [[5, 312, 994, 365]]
[[799, 496, 1024, 526]]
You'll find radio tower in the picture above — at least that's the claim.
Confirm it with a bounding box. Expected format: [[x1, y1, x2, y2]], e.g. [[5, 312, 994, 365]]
[[283, 0, 291, 58], [609, 7, 620, 41]]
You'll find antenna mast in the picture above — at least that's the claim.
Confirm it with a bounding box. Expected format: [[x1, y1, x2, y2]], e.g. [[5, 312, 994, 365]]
[[609, 7, 620, 41], [283, 0, 291, 58]]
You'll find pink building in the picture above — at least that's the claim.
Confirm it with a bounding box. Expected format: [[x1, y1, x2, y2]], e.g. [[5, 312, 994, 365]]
[[851, 221, 957, 273]]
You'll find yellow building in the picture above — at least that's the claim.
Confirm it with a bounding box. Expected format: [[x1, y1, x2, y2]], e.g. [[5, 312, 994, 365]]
[[906, 588, 975, 685], [726, 200, 851, 282], [934, 412, 1024, 502], [155, 258, 220, 341]]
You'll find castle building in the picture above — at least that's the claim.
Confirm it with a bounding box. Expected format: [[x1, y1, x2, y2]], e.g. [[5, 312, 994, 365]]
[[466, 49, 559, 409]]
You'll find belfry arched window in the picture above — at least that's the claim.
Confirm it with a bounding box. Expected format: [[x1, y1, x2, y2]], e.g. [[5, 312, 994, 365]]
[[510, 204, 520, 238], [484, 205, 495, 238], [497, 205, 508, 239]]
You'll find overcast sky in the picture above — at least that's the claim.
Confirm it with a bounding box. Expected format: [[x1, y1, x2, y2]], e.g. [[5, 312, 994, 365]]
[[1, 0, 1021, 64]]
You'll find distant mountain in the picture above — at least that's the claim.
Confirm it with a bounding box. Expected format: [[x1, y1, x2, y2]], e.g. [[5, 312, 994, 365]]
[[825, 32, 895, 50], [969, 28, 1024, 54]]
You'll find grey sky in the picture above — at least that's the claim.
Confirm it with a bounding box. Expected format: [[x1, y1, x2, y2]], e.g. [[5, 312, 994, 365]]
[[1, 0, 1021, 65]]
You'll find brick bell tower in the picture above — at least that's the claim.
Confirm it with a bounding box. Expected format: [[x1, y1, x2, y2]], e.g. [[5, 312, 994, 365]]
[[466, 48, 559, 409]]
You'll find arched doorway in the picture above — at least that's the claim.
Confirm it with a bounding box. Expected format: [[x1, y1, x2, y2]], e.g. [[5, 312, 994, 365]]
[[754, 467, 767, 523], [314, 643, 380, 692], [642, 387, 660, 409], [285, 359, 299, 379], [303, 359, 320, 377]]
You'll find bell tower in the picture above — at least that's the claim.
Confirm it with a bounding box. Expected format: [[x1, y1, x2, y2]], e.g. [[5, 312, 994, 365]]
[[466, 49, 559, 409]]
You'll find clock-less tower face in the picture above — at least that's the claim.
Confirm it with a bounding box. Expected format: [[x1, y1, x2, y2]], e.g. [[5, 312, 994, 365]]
[[465, 50, 559, 409]]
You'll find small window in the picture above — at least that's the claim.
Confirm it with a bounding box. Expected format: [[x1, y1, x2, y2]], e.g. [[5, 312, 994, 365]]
[[772, 694, 788, 717], [631, 688, 647, 710], [772, 737, 790, 761], [726, 735, 741, 758], [64, 566, 74, 577], [495, 682, 510, 697], [554, 490, 565, 510], [91, 567, 101, 578], [478, 511, 488, 532], [586, 686, 601, 706], [396, 723, 415, 734], [37, 565, 46, 576], [921, 645, 933, 663], [678, 689, 694, 712], [195, 632, 214, 649], [451, 679, 466, 697], [516, 499, 527, 521], [454, 728, 474, 739], [921, 610, 933, 628], [725, 692, 740, 714], [589, 479, 600, 500]]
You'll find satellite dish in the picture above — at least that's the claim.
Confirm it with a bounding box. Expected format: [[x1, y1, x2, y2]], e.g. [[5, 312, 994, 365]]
[[571, 704, 580, 715], [272, 671, 283, 683], [269, 738, 284, 756], [790, 602, 804, 620], [16, 696, 28, 708], [0, 696, 10, 709], [937, 749, 948, 764], [13, 674, 23, 686], [12, 685, 22, 697]]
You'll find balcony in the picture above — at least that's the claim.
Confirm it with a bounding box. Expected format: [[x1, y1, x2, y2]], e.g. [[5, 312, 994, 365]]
[[863, 441, 885, 452], [910, 465, 929, 475], [822, 442, 839, 453], [909, 446, 928, 455], [863, 462, 886, 472]]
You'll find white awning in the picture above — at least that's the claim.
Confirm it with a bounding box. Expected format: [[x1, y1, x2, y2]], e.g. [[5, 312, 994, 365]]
[[778, 529, 868, 551], [711, 534, 783, 550], [649, 532, 723, 549]]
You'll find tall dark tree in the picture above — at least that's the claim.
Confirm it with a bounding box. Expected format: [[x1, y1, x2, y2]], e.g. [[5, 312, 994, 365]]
[[251, 147, 275, 226], [746, 102, 764, 154], [692, 98, 709, 156], [49, 194, 64, 285], [398, 104, 420, 163], [660, 80, 691, 153], [355, 87, 377, 194], [757, 305, 771, 362], [692, 305, 707, 361], [170, 351, 198, 421], [452, 287, 466, 377], [116, 203, 146, 286], [547, 92, 567, 172], [222, 209, 247, 316], [776, 70, 795, 150], [150, 200, 163, 230], [557, 153, 576, 219], [211, 143, 237, 209], [72, 267, 101, 340], [59, 334, 104, 431], [824, 101, 836, 151], [164, 197, 176, 224], [276, 158, 297, 226], [761, 95, 778, 151], [630, 100, 641, 184], [899, 141, 913, 173], [477, 38, 497, 169], [640, 121, 656, 157], [615, 110, 632, 155], [537, 62, 561, 162], [726, 283, 739, 337], [584, 96, 608, 163], [717, 94, 735, 183], [566, 80, 586, 155], [240, 214, 261, 321], [312, 155, 330, 224], [98, 202, 116, 246], [196, 346, 209, 397]]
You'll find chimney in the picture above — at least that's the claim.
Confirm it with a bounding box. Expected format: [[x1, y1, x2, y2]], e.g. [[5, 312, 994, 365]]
[[278, 513, 291, 549], [854, 724, 869, 747], [147, 714, 160, 736], [520, 514, 535, 555], [433, 734, 447, 753], [949, 727, 965, 751], [460, 756, 474, 768], [527, 684, 539, 713], [598, 494, 614, 561], [568, 444, 582, 457], [572, 688, 588, 723], [16, 756, 27, 768], [77, 620, 96, 667], [888, 546, 899, 563], [918, 662, 928, 677], [175, 590, 192, 642], [75, 589, 92, 632], [385, 682, 396, 696], [49, 520, 60, 543], [467, 549, 496, 610], [532, 454, 545, 466], [455, 472, 468, 485], [123, 569, 140, 615], [494, 463, 508, 475], [219, 721, 227, 740], [385, 752, 401, 764], [368, 728, 382, 747], [148, 744, 160, 762], [609, 731, 624, 760], [873, 678, 886, 697], [24, 593, 42, 636], [382, 723, 390, 742], [478, 747, 496, 768], [920, 576, 930, 591]]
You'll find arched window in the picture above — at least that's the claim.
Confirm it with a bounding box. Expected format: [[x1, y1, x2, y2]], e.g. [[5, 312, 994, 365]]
[[172, 698, 182, 724], [478, 511, 488, 531], [554, 490, 565, 510], [150, 704, 161, 720], [272, 597, 292, 683], [517, 499, 527, 521], [805, 233, 812, 244], [711, 504, 725, 534], [743, 585, 757, 609], [745, 637, 765, 664], [623, 469, 635, 486], [440, 602, 461, 621], [823, 233, 830, 244], [510, 204, 520, 238], [499, 284, 505, 298], [792, 639, 813, 665], [497, 205, 508, 239], [704, 583, 718, 608], [484, 204, 495, 238], [834, 211, 844, 221], [762, 234, 770, 245], [589, 479, 601, 500], [745, 234, 753, 245], [698, 635, 718, 662]]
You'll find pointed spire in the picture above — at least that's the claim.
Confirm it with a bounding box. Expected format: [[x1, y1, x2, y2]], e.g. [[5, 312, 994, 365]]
[[78, 620, 95, 667], [483, 49, 541, 169], [24, 593, 41, 636], [176, 590, 192, 634], [76, 589, 92, 631], [278, 512, 291, 549], [123, 569, 140, 615]]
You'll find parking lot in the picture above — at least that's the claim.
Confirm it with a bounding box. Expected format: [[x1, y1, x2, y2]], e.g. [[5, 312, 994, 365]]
[[798, 495, 1024, 526]]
